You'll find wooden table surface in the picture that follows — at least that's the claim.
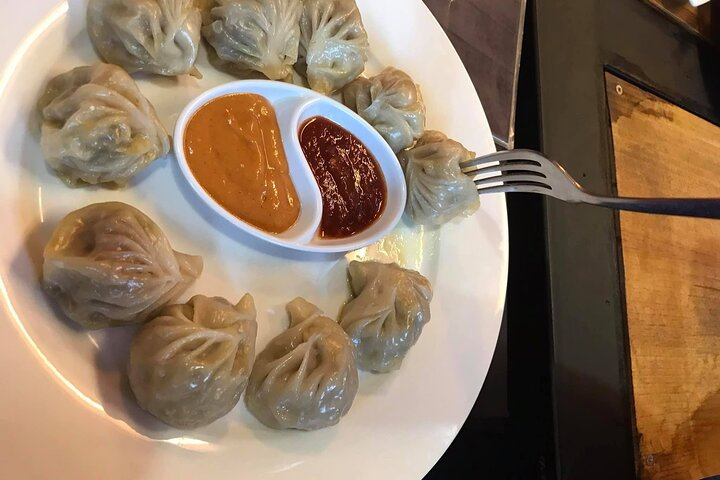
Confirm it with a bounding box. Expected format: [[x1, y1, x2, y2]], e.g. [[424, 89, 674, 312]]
[[645, 0, 719, 45], [607, 73, 720, 479], [528, 0, 720, 476], [423, 0, 526, 148]]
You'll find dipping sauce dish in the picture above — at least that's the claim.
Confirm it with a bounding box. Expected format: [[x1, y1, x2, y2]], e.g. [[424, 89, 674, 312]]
[[173, 80, 406, 253]]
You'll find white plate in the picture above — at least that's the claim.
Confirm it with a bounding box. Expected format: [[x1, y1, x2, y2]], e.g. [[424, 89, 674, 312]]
[[0, 1, 508, 479]]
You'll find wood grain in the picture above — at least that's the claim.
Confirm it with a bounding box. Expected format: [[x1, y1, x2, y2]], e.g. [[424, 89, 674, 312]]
[[606, 73, 720, 479], [423, 0, 525, 148], [644, 0, 718, 44]]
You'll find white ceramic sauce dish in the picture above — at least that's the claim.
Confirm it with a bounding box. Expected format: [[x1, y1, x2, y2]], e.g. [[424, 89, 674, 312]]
[[173, 80, 406, 253]]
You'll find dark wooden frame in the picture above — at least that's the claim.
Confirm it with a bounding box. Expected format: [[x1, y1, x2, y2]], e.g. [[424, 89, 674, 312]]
[[531, 0, 720, 478]]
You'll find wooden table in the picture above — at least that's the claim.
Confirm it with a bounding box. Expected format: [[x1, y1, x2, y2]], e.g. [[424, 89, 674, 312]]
[[423, 0, 526, 148], [608, 73, 720, 479], [646, 0, 719, 45]]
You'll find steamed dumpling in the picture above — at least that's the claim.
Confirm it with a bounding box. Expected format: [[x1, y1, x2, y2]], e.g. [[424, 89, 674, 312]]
[[399, 131, 480, 225], [342, 67, 425, 153], [129, 294, 257, 429], [339, 261, 432, 373], [202, 0, 302, 80], [42, 202, 203, 329], [298, 0, 369, 95], [39, 64, 170, 187], [246, 298, 358, 430], [87, 0, 202, 77]]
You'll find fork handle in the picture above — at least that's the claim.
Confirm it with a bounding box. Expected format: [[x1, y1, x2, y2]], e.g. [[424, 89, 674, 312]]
[[586, 196, 720, 219]]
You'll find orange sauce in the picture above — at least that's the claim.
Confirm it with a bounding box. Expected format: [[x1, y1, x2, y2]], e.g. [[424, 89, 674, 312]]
[[184, 93, 300, 234]]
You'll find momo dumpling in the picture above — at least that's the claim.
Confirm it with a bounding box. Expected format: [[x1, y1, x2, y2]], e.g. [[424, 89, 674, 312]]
[[298, 0, 369, 95], [87, 0, 202, 77], [399, 131, 480, 225], [339, 261, 432, 373], [342, 67, 426, 153], [39, 64, 170, 187], [129, 294, 257, 429], [202, 0, 302, 80], [42, 202, 203, 329], [204, 46, 273, 80], [245, 298, 358, 430]]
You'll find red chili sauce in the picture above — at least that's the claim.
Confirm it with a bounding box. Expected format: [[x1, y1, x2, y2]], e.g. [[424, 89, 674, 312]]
[[299, 117, 387, 239]]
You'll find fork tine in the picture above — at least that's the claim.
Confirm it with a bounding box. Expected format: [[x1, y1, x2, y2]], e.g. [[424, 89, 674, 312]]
[[463, 161, 545, 176], [474, 172, 547, 187], [459, 155, 508, 170], [477, 181, 553, 195], [459, 149, 548, 170]]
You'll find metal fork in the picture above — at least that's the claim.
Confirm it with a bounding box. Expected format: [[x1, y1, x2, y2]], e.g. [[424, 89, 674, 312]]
[[460, 149, 720, 219]]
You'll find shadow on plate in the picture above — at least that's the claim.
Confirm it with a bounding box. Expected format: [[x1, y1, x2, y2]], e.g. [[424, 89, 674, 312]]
[[92, 326, 181, 440], [10, 221, 85, 334], [11, 223, 172, 437], [92, 326, 233, 443], [354, 370, 398, 398], [242, 412, 338, 455], [13, 87, 51, 185], [19, 219, 52, 281]]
